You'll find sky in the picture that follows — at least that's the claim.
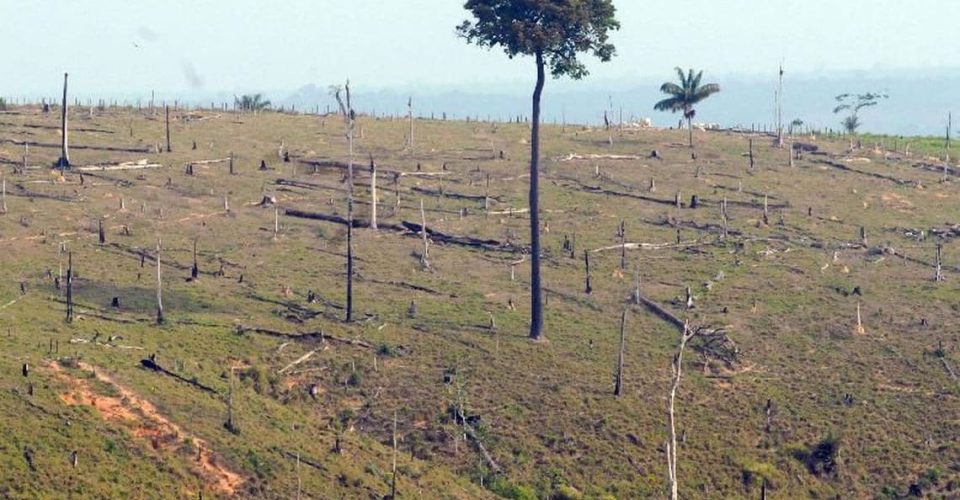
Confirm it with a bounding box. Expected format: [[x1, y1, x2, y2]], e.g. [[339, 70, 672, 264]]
[[3, 0, 960, 97]]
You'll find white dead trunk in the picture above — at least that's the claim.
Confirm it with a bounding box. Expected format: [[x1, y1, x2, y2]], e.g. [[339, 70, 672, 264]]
[[667, 321, 696, 500]]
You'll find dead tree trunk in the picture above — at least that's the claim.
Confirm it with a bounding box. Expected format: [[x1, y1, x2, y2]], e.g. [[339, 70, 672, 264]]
[[667, 321, 695, 500], [224, 367, 239, 434], [614, 309, 627, 397], [407, 96, 414, 151], [191, 240, 199, 279], [748, 138, 754, 170], [369, 155, 378, 230], [620, 220, 627, 270], [584, 250, 592, 294], [156, 239, 164, 324], [391, 410, 399, 499], [65, 252, 74, 322], [98, 219, 105, 245], [334, 82, 355, 322], [59, 73, 70, 169], [420, 199, 430, 268], [721, 196, 729, 239], [1, 176, 7, 214], [634, 267, 641, 305], [229, 152, 235, 175], [165, 105, 172, 153], [935, 244, 944, 282], [762, 195, 769, 225]]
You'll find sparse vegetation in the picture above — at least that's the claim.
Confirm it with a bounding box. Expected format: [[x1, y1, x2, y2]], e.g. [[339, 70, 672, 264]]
[[833, 91, 888, 134]]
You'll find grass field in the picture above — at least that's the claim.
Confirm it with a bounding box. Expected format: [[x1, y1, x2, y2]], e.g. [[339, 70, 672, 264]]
[[0, 104, 957, 499]]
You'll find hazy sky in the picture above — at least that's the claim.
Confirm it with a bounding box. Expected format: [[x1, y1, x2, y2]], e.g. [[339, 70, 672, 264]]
[[3, 0, 960, 96]]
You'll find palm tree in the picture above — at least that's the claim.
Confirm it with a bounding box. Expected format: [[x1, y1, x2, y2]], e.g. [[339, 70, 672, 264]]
[[234, 93, 272, 112], [654, 68, 720, 147]]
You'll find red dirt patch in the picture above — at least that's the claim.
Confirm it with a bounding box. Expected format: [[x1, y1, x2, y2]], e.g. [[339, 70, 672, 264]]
[[49, 361, 244, 495]]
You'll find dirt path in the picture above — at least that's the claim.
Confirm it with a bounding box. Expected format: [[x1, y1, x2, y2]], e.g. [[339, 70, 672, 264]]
[[49, 361, 244, 496]]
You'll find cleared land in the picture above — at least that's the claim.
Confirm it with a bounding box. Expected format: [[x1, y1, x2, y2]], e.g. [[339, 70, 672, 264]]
[[0, 105, 957, 498]]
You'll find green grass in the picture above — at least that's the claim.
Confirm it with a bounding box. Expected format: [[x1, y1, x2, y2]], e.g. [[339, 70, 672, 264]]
[[0, 105, 958, 498]]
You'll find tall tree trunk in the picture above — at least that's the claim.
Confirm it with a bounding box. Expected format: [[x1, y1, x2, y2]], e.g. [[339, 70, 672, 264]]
[[687, 116, 693, 148], [346, 109, 355, 323], [156, 240, 164, 324], [529, 51, 546, 340], [59, 73, 70, 169], [165, 105, 172, 153], [369, 155, 378, 230], [667, 323, 693, 500], [614, 309, 626, 397]]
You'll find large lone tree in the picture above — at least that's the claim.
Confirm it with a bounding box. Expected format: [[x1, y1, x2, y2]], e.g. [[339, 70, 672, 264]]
[[458, 0, 619, 341]]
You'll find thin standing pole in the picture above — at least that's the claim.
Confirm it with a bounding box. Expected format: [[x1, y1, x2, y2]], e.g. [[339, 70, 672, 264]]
[[59, 73, 70, 169], [165, 105, 172, 153], [614, 309, 627, 397]]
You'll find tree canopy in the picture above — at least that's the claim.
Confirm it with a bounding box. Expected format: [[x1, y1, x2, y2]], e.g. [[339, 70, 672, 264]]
[[653, 67, 720, 119], [457, 0, 620, 79], [234, 93, 271, 112], [833, 92, 888, 133]]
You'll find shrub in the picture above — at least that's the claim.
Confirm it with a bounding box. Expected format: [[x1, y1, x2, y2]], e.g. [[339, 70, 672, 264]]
[[347, 370, 363, 387], [790, 434, 841, 478], [489, 477, 537, 500]]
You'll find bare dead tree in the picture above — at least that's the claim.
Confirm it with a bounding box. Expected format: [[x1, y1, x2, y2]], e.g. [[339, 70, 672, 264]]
[[748, 138, 755, 170], [720, 196, 728, 239], [775, 64, 784, 148], [369, 154, 378, 230], [665, 322, 736, 498], [333, 82, 356, 322], [65, 252, 74, 323], [420, 199, 431, 269], [407, 96, 414, 151], [58, 73, 70, 170], [667, 321, 695, 500], [584, 250, 592, 294], [165, 105, 172, 153], [274, 207, 280, 237], [620, 220, 627, 270], [156, 239, 164, 324], [191, 240, 199, 280], [1, 176, 7, 214], [614, 309, 627, 397], [391, 410, 399, 499], [936, 243, 944, 282], [633, 267, 641, 305], [224, 366, 239, 434], [229, 152, 235, 175], [98, 219, 105, 245]]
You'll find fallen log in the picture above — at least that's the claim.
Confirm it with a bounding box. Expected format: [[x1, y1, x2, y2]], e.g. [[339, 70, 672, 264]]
[[185, 157, 230, 166], [0, 138, 151, 153], [235, 325, 373, 349], [278, 349, 323, 375], [140, 358, 219, 395], [76, 159, 162, 171], [591, 240, 704, 253], [275, 448, 326, 471], [555, 153, 643, 162], [555, 178, 677, 206], [411, 186, 500, 202], [814, 158, 912, 185], [400, 220, 525, 253], [299, 159, 453, 179], [285, 208, 526, 253], [635, 294, 686, 330]]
